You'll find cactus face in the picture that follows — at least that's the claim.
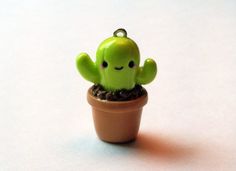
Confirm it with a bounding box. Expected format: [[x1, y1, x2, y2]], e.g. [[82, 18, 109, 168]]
[[76, 29, 157, 91], [96, 36, 140, 90]]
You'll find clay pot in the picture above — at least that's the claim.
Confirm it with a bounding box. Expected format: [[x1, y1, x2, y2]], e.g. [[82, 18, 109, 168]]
[[87, 87, 148, 143]]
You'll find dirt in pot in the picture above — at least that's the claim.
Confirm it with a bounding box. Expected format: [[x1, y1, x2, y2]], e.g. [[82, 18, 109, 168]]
[[92, 84, 147, 101]]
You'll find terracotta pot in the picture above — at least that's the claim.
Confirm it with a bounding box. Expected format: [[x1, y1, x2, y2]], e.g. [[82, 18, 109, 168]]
[[87, 87, 148, 143]]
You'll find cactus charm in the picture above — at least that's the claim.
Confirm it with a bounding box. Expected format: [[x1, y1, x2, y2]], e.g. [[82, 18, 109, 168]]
[[76, 29, 158, 143], [76, 28, 157, 91]]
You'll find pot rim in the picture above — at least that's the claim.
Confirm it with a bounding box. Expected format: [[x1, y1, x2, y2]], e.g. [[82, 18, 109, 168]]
[[87, 87, 148, 113]]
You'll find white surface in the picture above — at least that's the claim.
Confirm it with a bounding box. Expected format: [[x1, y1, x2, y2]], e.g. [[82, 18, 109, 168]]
[[0, 0, 236, 170]]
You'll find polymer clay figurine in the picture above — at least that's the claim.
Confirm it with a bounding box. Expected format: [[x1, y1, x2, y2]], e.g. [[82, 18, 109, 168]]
[[76, 28, 157, 143]]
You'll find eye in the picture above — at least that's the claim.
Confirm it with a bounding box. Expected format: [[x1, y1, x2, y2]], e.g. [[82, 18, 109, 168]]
[[102, 61, 108, 68], [128, 60, 135, 68]]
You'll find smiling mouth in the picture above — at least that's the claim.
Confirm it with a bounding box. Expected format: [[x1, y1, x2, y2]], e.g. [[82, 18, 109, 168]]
[[114, 66, 124, 70]]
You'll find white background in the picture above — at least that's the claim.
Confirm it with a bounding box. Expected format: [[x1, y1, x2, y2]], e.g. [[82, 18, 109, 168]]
[[0, 0, 236, 170]]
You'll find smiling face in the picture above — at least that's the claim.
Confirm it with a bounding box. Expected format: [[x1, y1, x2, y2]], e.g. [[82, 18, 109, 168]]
[[96, 37, 140, 90]]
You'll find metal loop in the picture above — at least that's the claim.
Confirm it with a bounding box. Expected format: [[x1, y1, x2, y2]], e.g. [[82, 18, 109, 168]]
[[113, 28, 127, 37]]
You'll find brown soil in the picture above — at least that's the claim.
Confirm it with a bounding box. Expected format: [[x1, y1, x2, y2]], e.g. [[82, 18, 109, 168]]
[[91, 84, 146, 101]]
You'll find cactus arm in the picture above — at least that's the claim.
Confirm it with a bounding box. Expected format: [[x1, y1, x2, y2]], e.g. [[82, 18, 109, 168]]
[[136, 58, 157, 85], [76, 53, 100, 84]]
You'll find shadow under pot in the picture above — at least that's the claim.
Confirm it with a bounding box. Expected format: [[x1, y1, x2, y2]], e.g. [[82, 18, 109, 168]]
[[87, 87, 148, 143]]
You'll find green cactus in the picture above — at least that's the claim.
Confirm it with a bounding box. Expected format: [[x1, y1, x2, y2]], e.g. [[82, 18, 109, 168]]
[[76, 29, 157, 91]]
